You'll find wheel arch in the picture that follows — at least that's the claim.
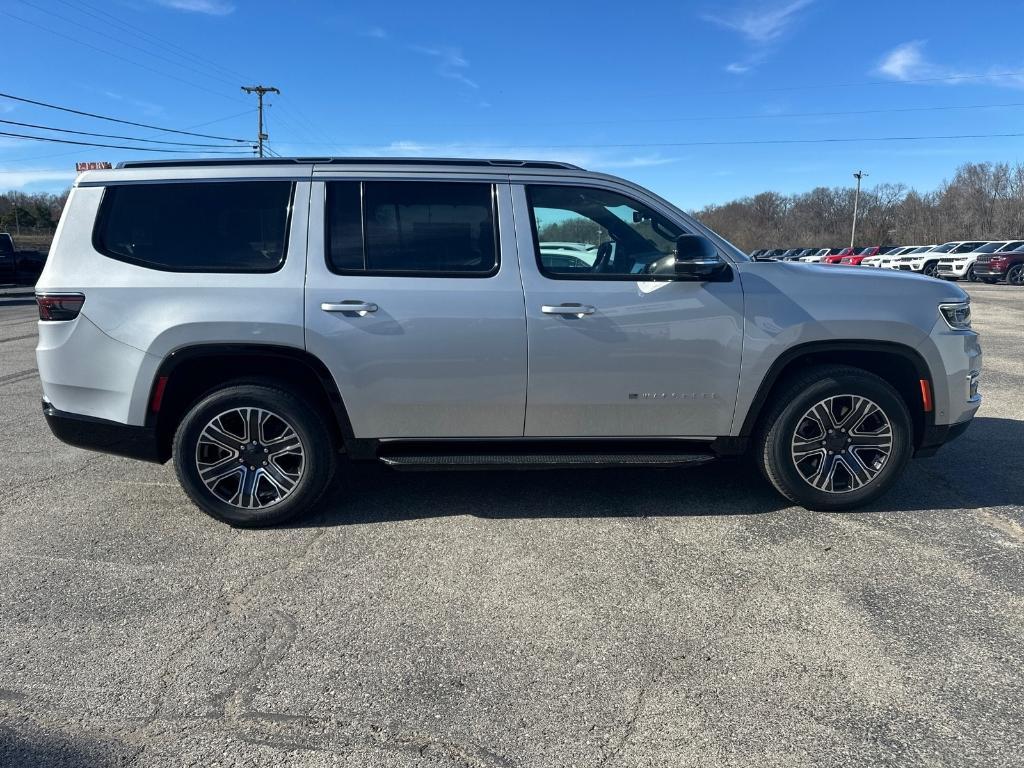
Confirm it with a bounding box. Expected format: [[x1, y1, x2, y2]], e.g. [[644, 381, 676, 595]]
[[146, 343, 361, 462], [738, 340, 934, 449]]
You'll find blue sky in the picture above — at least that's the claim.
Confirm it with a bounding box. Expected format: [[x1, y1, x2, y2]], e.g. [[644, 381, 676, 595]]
[[3, 0, 1024, 209]]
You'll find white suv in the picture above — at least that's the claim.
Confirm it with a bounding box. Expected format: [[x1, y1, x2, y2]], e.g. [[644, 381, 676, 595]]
[[36, 158, 982, 526], [896, 241, 986, 277], [936, 240, 1024, 281]]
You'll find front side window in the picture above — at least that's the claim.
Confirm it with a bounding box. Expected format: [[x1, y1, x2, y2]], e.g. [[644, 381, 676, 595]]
[[527, 185, 683, 279], [94, 181, 292, 272], [326, 181, 498, 276], [953, 241, 985, 253]]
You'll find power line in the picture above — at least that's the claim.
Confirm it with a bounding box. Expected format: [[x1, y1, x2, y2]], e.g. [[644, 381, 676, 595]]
[[0, 130, 252, 154], [518, 132, 1024, 149], [308, 131, 1024, 151], [2, 10, 244, 105], [17, 0, 239, 90], [54, 0, 249, 84], [0, 92, 248, 142], [351, 99, 1024, 132], [1, 110, 256, 165], [0, 118, 246, 148]]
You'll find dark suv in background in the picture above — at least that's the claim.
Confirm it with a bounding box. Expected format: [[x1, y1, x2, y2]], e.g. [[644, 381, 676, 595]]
[[974, 249, 1024, 285]]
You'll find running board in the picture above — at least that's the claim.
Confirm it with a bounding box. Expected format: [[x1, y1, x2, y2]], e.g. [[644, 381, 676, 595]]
[[379, 453, 717, 471]]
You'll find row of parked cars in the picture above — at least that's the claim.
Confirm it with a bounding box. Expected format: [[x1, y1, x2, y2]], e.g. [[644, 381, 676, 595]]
[[750, 241, 1024, 284]]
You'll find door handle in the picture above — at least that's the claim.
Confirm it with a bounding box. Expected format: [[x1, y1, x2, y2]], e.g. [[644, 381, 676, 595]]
[[321, 301, 378, 314], [542, 303, 596, 316]]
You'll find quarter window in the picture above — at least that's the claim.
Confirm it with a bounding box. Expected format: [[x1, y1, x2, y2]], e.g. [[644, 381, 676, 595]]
[[326, 181, 498, 276], [94, 181, 292, 272], [526, 185, 683, 279]]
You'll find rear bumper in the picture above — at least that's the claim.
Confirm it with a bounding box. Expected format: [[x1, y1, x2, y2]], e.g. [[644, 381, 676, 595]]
[[42, 399, 165, 463], [914, 418, 973, 458]]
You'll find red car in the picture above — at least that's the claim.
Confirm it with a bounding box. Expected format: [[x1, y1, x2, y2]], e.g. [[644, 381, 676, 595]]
[[823, 247, 854, 264], [839, 246, 881, 266]]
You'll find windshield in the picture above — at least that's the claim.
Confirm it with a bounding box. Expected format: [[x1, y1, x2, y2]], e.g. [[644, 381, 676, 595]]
[[853, 247, 872, 255], [931, 243, 958, 253], [907, 246, 932, 254], [999, 241, 1024, 251], [974, 242, 1006, 253]]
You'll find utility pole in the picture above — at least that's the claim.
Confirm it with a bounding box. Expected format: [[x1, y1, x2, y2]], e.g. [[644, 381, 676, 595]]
[[241, 85, 279, 158], [850, 169, 868, 248]]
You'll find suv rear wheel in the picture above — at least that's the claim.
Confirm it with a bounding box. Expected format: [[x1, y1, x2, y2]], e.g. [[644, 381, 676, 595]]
[[757, 366, 912, 511], [172, 383, 336, 527], [1008, 264, 1024, 286]]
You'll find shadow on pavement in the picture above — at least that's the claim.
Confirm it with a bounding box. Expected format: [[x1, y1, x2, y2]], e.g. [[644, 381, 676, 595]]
[[0, 726, 128, 768], [300, 416, 1021, 528]]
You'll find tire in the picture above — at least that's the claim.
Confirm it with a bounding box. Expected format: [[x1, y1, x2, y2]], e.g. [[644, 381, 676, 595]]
[[1008, 264, 1024, 286], [172, 382, 336, 527], [756, 365, 912, 511], [981, 278, 998, 285], [922, 261, 939, 278], [967, 265, 979, 282]]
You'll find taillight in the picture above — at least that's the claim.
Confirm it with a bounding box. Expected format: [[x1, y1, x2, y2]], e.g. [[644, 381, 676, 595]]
[[36, 293, 85, 321]]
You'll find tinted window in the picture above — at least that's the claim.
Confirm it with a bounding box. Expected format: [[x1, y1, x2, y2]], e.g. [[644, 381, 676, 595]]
[[952, 241, 985, 253], [975, 241, 1005, 253], [326, 181, 498, 276], [95, 181, 292, 272], [527, 185, 683, 279]]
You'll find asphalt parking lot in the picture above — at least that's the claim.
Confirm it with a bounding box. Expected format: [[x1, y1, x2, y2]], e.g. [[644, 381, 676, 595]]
[[1, 284, 1022, 767]]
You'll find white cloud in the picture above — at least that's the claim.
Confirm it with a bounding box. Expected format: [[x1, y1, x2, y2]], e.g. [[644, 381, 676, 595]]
[[703, 0, 814, 43], [874, 40, 1024, 89], [876, 40, 932, 80], [0, 169, 77, 190], [155, 0, 234, 16], [411, 45, 478, 89], [703, 0, 814, 74], [363, 26, 388, 39]]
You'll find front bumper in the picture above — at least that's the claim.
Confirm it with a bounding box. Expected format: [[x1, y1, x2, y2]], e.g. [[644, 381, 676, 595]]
[[973, 265, 1006, 278], [915, 418, 973, 458], [42, 399, 165, 463], [937, 262, 970, 278]]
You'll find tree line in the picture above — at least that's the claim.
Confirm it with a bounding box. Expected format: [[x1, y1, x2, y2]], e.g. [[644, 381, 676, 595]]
[[691, 161, 1024, 252], [0, 190, 68, 238]]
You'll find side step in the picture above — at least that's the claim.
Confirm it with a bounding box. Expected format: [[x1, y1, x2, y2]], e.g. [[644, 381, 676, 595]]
[[379, 453, 717, 471]]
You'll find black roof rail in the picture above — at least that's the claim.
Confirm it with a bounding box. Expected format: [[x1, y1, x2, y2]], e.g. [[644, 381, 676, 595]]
[[115, 156, 583, 171]]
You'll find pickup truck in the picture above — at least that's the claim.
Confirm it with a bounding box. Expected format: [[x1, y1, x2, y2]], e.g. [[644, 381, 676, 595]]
[[0, 233, 46, 285]]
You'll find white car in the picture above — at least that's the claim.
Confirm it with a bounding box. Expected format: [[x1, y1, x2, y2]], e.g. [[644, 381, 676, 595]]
[[539, 241, 600, 268], [864, 246, 914, 269], [936, 240, 1024, 282], [895, 242, 985, 277], [887, 245, 937, 269], [798, 248, 832, 263]]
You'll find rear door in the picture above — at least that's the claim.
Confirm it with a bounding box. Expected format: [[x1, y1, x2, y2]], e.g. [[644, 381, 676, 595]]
[[511, 181, 744, 438], [304, 174, 527, 439]]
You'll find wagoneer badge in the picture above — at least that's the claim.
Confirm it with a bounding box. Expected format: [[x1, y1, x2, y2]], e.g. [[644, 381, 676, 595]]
[[629, 393, 719, 400]]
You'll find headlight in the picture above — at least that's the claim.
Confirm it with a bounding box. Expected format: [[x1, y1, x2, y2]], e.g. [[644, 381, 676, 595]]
[[939, 301, 972, 330]]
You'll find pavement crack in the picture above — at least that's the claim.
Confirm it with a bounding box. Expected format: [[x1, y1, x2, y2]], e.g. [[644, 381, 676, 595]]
[[595, 672, 655, 768]]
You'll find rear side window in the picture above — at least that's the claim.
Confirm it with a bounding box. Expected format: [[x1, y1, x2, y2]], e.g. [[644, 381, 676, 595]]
[[326, 181, 498, 276], [94, 181, 293, 272]]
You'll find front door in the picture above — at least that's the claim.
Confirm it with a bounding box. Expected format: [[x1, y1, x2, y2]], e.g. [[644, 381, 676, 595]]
[[512, 183, 743, 438], [305, 178, 527, 439]]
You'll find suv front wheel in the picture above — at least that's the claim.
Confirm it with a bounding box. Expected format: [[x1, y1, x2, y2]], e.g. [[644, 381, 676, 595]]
[[757, 366, 912, 511], [172, 383, 336, 527]]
